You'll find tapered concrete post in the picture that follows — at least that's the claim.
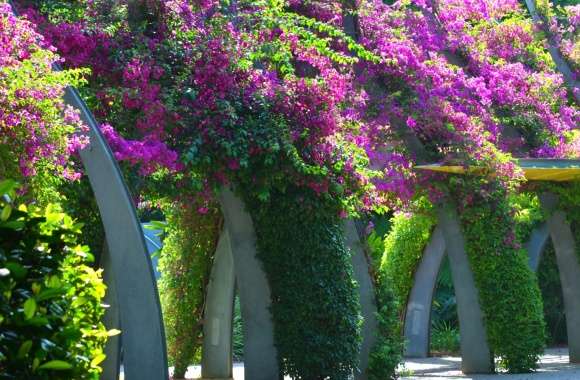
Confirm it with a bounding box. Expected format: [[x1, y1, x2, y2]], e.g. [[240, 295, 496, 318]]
[[201, 230, 236, 379], [218, 189, 279, 380], [541, 193, 580, 363], [527, 223, 550, 272], [344, 220, 378, 380], [404, 226, 446, 358], [437, 204, 492, 374], [64, 87, 169, 380]]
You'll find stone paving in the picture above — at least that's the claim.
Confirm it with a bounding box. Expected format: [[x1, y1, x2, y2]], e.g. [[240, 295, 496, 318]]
[[399, 348, 580, 380]]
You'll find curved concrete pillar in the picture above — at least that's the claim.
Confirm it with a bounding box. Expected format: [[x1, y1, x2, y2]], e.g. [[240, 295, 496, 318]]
[[343, 220, 378, 380], [437, 204, 492, 374], [540, 193, 580, 363], [526, 223, 550, 272], [403, 225, 446, 358], [218, 189, 279, 380], [201, 229, 236, 379], [64, 87, 169, 380]]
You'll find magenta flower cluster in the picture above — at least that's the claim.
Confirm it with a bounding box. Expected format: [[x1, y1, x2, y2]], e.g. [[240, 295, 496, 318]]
[[10, 0, 580, 209], [0, 4, 87, 183]]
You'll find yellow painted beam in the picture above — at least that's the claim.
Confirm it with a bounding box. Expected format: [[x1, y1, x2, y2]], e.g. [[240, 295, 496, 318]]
[[415, 163, 580, 182]]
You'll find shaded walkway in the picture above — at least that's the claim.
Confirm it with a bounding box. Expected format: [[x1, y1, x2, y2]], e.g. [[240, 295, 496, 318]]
[[400, 348, 580, 380]]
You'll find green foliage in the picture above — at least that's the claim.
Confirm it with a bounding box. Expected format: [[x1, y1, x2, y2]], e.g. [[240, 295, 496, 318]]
[[157, 202, 221, 379], [512, 192, 545, 244], [232, 295, 244, 362], [0, 180, 109, 379], [367, 264, 404, 380], [381, 198, 437, 314], [364, 201, 437, 380], [537, 241, 567, 346], [431, 257, 457, 331], [246, 186, 361, 380], [454, 177, 545, 373], [430, 321, 460, 355]]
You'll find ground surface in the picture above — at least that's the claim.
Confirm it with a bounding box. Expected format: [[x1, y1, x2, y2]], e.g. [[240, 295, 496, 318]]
[[399, 348, 580, 380], [121, 348, 580, 379]]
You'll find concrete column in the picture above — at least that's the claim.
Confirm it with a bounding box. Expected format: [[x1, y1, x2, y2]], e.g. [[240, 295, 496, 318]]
[[404, 225, 446, 358], [437, 204, 492, 374], [218, 189, 279, 380], [63, 87, 169, 380], [526, 223, 550, 272], [343, 220, 378, 380], [201, 230, 236, 379], [541, 193, 580, 363]]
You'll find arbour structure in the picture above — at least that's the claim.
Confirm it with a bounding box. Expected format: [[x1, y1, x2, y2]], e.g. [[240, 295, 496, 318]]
[[200, 193, 379, 380], [11, 2, 579, 378], [53, 65, 580, 380], [403, 161, 580, 367], [40, 57, 380, 380], [35, 63, 580, 380]]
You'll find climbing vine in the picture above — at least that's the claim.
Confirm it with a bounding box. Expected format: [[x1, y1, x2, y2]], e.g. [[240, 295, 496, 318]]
[[157, 201, 221, 379], [246, 186, 361, 380], [381, 198, 437, 315], [452, 175, 546, 372]]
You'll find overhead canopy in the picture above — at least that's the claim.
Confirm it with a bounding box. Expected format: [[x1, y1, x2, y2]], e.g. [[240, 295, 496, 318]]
[[416, 159, 580, 182]]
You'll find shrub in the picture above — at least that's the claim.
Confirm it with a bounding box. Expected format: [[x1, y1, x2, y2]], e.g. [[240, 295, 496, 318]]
[[430, 321, 460, 355], [0, 179, 109, 379], [157, 201, 221, 379]]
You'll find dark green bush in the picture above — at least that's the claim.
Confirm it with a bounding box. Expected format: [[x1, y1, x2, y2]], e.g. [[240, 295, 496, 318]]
[[247, 186, 361, 380], [0, 180, 109, 379], [157, 202, 221, 379]]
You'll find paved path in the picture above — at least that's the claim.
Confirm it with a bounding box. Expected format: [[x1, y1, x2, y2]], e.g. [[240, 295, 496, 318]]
[[121, 348, 580, 379], [400, 348, 580, 380]]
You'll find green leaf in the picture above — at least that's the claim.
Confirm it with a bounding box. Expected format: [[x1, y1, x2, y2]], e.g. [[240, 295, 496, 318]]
[[23, 298, 37, 320], [37, 360, 73, 370], [0, 179, 17, 196], [90, 353, 106, 367], [17, 340, 33, 358], [107, 329, 121, 337], [1, 205, 12, 221], [37, 287, 66, 301]]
